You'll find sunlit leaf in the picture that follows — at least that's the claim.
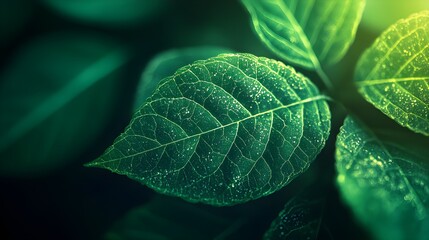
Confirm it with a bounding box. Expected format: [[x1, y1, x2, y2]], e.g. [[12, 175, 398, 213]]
[[105, 196, 244, 240], [134, 46, 232, 111], [0, 33, 127, 176], [263, 195, 324, 240], [241, 0, 365, 69], [87, 53, 331, 206], [336, 116, 429, 240], [355, 11, 429, 136], [41, 0, 169, 26]]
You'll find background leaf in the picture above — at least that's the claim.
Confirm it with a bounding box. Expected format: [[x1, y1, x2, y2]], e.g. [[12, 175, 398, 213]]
[[263, 195, 325, 240], [355, 11, 429, 136], [134, 46, 232, 111], [88, 53, 331, 206], [105, 196, 244, 240], [336, 116, 429, 240], [0, 33, 127, 176], [241, 0, 365, 69], [40, 0, 169, 26]]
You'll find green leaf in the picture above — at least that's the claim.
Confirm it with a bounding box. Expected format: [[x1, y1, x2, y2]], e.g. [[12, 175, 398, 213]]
[[41, 0, 168, 26], [355, 11, 429, 136], [336, 116, 429, 240], [87, 53, 331, 206], [105, 196, 244, 240], [0, 33, 127, 176], [263, 195, 324, 240], [134, 46, 233, 111], [241, 0, 365, 69]]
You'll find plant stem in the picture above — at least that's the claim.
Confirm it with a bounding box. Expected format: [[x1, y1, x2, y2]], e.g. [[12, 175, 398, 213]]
[[315, 65, 334, 93]]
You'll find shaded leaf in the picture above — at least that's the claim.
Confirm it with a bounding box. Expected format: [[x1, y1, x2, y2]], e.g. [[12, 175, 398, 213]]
[[0, 33, 127, 176], [105, 196, 244, 240], [41, 0, 169, 26], [355, 11, 429, 136], [241, 0, 365, 69], [134, 46, 232, 111], [87, 53, 331, 206], [263, 195, 324, 240], [336, 116, 429, 240]]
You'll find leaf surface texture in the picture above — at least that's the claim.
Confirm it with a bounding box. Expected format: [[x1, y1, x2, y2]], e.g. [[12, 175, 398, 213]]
[[241, 0, 365, 69], [88, 53, 330, 206], [336, 117, 429, 240], [264, 196, 324, 239], [134, 46, 232, 111], [355, 11, 429, 136]]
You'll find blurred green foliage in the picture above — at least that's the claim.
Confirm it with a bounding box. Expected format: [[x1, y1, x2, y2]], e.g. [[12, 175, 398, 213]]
[[40, 0, 169, 26], [0, 0, 31, 45], [0, 33, 126, 176], [106, 196, 238, 240], [362, 0, 429, 33]]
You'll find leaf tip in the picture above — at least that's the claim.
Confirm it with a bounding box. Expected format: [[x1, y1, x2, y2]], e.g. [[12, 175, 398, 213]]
[[83, 160, 99, 168]]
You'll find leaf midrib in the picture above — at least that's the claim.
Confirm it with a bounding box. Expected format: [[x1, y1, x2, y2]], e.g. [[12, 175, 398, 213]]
[[356, 76, 429, 86], [358, 76, 429, 109], [89, 95, 327, 165], [243, 0, 321, 69], [362, 26, 426, 80], [274, 0, 321, 70]]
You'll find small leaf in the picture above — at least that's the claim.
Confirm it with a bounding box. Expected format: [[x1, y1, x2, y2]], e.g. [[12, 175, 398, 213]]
[[41, 0, 169, 26], [134, 46, 233, 111], [105, 196, 244, 240], [0, 33, 127, 176], [336, 116, 429, 240], [355, 11, 429, 136], [263, 196, 324, 240], [87, 53, 331, 206], [241, 0, 365, 69]]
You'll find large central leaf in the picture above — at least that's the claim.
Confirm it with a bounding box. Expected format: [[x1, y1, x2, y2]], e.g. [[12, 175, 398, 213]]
[[87, 53, 331, 206], [134, 46, 232, 111]]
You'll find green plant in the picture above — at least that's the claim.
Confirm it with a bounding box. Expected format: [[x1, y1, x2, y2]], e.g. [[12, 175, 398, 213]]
[[82, 0, 428, 239], [0, 0, 429, 239]]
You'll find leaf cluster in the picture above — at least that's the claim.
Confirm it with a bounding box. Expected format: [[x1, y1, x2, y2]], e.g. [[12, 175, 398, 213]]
[[1, 0, 428, 239]]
